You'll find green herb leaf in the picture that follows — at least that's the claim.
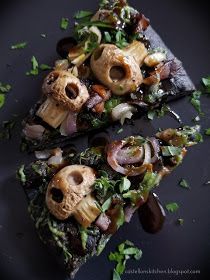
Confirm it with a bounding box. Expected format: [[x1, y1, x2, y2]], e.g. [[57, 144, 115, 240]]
[[79, 226, 88, 250], [113, 269, 121, 280], [161, 146, 183, 157], [74, 10, 93, 19], [0, 94, 5, 108], [11, 42, 27, 49], [39, 64, 52, 70], [179, 179, 190, 189], [147, 110, 156, 120], [17, 165, 26, 184], [0, 119, 16, 140], [102, 197, 112, 212], [116, 206, 125, 228], [205, 128, 210, 136], [190, 91, 203, 115], [104, 96, 123, 114], [26, 56, 39, 76], [115, 31, 129, 49], [0, 82, 12, 93], [60, 17, 69, 30], [119, 177, 131, 193], [109, 240, 142, 279], [177, 218, 184, 226], [104, 31, 112, 43], [202, 76, 210, 93], [165, 202, 179, 213], [117, 128, 123, 134]]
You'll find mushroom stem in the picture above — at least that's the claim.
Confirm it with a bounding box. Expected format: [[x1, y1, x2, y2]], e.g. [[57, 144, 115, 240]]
[[123, 41, 148, 66], [73, 194, 101, 228], [36, 97, 68, 128]]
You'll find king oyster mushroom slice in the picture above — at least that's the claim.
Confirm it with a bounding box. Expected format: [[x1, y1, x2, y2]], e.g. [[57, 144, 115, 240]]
[[90, 44, 144, 95], [37, 70, 89, 128], [46, 165, 101, 228]]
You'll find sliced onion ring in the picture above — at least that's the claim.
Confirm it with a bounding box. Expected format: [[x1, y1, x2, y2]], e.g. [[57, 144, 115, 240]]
[[107, 137, 152, 176], [148, 137, 160, 163]]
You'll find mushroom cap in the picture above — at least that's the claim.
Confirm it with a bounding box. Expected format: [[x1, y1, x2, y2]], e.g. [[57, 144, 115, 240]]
[[90, 44, 143, 95], [42, 70, 89, 112], [46, 165, 96, 220]]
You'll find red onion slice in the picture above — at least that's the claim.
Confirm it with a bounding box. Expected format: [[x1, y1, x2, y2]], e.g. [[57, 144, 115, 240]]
[[95, 213, 111, 231], [116, 146, 144, 165], [124, 205, 138, 223], [107, 137, 150, 176], [149, 137, 160, 163], [47, 148, 63, 166], [60, 111, 77, 136], [23, 124, 45, 140]]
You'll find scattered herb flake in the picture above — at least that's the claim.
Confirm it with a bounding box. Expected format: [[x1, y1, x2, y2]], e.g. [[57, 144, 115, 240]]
[[0, 82, 12, 93], [117, 128, 123, 134], [40, 33, 46, 38], [26, 56, 39, 76], [11, 42, 27, 50], [202, 76, 210, 93], [74, 10, 93, 19], [101, 197, 112, 212], [161, 146, 182, 157], [0, 119, 16, 140], [17, 165, 26, 184], [60, 17, 69, 30], [147, 110, 156, 120], [179, 179, 190, 189], [190, 91, 203, 115], [109, 240, 142, 280], [79, 226, 88, 250], [39, 64, 52, 70], [177, 218, 184, 226], [0, 94, 5, 108], [119, 177, 131, 193], [165, 202, 179, 213], [104, 31, 112, 43], [205, 128, 210, 136]]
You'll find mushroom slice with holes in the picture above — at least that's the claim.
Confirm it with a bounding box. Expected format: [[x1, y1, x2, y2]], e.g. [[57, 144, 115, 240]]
[[90, 44, 143, 95], [46, 165, 100, 227], [42, 70, 89, 112]]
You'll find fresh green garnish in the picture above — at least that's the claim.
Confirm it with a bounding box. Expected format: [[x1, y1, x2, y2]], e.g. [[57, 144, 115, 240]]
[[194, 132, 203, 143], [17, 165, 26, 184], [117, 128, 123, 134], [147, 105, 170, 120], [177, 218, 184, 226], [94, 171, 116, 198], [123, 171, 159, 205], [115, 31, 129, 49], [26, 56, 39, 76], [165, 202, 179, 213], [202, 76, 210, 93], [11, 42, 27, 50], [161, 146, 183, 157], [104, 96, 123, 114], [101, 197, 112, 212], [0, 82, 12, 109], [104, 31, 112, 43], [119, 177, 131, 193], [190, 91, 203, 115], [60, 17, 69, 30], [39, 64, 52, 70], [179, 179, 190, 189], [109, 240, 142, 280], [74, 10, 93, 19], [205, 128, 210, 136], [79, 226, 88, 250]]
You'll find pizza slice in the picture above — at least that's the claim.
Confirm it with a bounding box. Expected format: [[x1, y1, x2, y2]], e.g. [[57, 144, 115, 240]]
[[19, 126, 200, 277], [22, 0, 194, 151]]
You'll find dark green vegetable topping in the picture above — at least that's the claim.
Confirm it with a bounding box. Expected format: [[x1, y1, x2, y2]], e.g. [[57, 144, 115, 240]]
[[165, 202, 179, 213], [179, 179, 190, 189], [60, 17, 69, 30], [11, 42, 27, 49]]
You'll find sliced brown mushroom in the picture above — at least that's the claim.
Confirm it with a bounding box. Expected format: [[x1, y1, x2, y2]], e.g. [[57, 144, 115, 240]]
[[90, 44, 143, 95], [42, 70, 89, 112], [46, 165, 101, 228]]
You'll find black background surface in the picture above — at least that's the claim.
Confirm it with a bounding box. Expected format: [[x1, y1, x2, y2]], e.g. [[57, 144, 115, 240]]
[[0, 0, 210, 279]]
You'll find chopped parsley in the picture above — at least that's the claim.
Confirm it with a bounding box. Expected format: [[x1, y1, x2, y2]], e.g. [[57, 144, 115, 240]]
[[177, 218, 184, 226], [190, 91, 203, 115], [119, 177, 131, 193], [179, 179, 190, 189], [0, 119, 16, 140], [74, 10, 93, 19], [202, 76, 210, 93], [79, 226, 88, 249], [11, 42, 27, 50], [0, 82, 12, 109], [26, 57, 51, 75], [60, 17, 69, 30], [101, 197, 112, 212], [161, 146, 182, 157], [165, 202, 179, 213], [17, 165, 26, 184], [205, 128, 210, 136], [26, 56, 39, 76], [109, 240, 142, 280]]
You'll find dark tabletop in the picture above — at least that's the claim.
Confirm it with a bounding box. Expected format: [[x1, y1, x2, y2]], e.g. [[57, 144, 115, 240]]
[[0, 0, 210, 279]]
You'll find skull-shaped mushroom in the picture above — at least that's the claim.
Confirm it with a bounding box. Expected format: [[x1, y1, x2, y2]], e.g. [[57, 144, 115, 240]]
[[90, 42, 147, 95], [36, 70, 89, 128], [46, 165, 101, 228]]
